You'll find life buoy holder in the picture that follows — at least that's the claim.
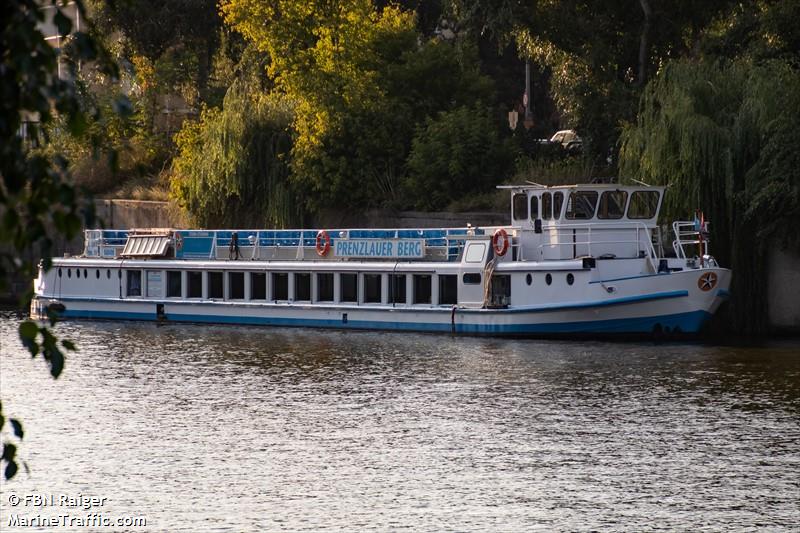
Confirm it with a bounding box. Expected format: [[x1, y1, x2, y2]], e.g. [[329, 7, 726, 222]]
[[492, 228, 509, 257], [316, 230, 331, 257], [174, 233, 183, 251]]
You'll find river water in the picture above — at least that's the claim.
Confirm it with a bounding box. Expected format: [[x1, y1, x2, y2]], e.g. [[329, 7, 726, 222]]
[[1, 311, 799, 531]]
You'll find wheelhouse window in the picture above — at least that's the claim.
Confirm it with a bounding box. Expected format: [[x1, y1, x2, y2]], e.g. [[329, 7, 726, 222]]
[[513, 193, 528, 221], [542, 193, 552, 219], [413, 274, 431, 304], [364, 274, 382, 303], [465, 243, 486, 263], [272, 273, 288, 300], [530, 196, 539, 219], [463, 273, 481, 284], [250, 273, 267, 300], [146, 270, 163, 298], [340, 273, 358, 302], [228, 272, 245, 300], [208, 271, 223, 299], [389, 274, 406, 304], [489, 275, 511, 306], [126, 270, 141, 296], [187, 271, 202, 298], [627, 191, 660, 219], [317, 273, 334, 302], [553, 191, 565, 219], [295, 273, 311, 301], [598, 190, 628, 219], [565, 190, 599, 220], [167, 271, 182, 298], [439, 274, 457, 305]]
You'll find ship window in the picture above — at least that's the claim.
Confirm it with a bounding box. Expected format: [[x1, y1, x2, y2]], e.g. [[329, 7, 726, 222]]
[[107, 269, 111, 279], [84, 269, 88, 278], [167, 271, 182, 297], [389, 274, 406, 304], [340, 273, 358, 302], [76, 268, 80, 278], [188, 271, 202, 298], [530, 196, 539, 219], [228, 272, 244, 300], [567, 273, 575, 285], [465, 243, 486, 263], [413, 274, 432, 304], [126, 270, 141, 296], [295, 273, 311, 301], [513, 193, 528, 220], [364, 274, 382, 303], [208, 272, 223, 299], [272, 273, 288, 300], [250, 273, 267, 300], [545, 273, 552, 285], [439, 274, 457, 305], [146, 270, 163, 298], [553, 192, 564, 219], [317, 273, 334, 302], [526, 273, 532, 285], [58, 268, 62, 277], [96, 269, 100, 279], [463, 273, 481, 284], [627, 191, 660, 219], [542, 193, 552, 219], [67, 268, 72, 278], [598, 190, 628, 219], [566, 190, 599, 220]]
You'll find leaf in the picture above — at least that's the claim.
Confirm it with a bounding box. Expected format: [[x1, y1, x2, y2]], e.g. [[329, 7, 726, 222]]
[[49, 349, 64, 379], [4, 460, 18, 480], [61, 339, 76, 351], [18, 321, 38, 341], [10, 419, 23, 440], [2, 443, 16, 461]]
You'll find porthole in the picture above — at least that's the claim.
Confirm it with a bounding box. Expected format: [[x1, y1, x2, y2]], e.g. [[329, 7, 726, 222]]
[[107, 269, 111, 279], [67, 268, 72, 278], [76, 268, 81, 278], [545, 273, 552, 285], [96, 269, 100, 279], [567, 273, 575, 285], [58, 268, 62, 278], [526, 273, 532, 286], [84, 269, 88, 278]]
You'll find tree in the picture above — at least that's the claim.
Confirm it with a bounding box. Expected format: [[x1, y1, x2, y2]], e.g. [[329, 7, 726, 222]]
[[619, 59, 800, 334], [1, 0, 120, 479]]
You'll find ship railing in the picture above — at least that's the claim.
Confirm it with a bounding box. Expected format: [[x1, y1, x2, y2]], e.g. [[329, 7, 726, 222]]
[[82, 227, 488, 262], [672, 221, 708, 259], [534, 222, 659, 272]]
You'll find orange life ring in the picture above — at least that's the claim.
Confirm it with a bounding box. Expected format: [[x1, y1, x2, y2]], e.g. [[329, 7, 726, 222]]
[[316, 230, 331, 256], [492, 228, 509, 257]]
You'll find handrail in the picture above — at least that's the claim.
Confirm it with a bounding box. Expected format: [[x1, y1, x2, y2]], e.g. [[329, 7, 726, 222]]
[[672, 220, 708, 259], [535, 222, 659, 271]]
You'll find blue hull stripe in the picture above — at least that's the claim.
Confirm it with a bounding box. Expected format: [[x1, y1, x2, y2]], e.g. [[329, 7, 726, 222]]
[[60, 309, 711, 334], [52, 289, 687, 315]]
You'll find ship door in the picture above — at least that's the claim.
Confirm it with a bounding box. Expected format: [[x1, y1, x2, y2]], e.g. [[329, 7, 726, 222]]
[[458, 240, 490, 308]]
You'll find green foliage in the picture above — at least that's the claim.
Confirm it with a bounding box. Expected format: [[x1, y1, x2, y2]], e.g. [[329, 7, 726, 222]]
[[171, 85, 300, 228], [1, 0, 119, 480], [405, 105, 516, 210], [619, 59, 800, 334]]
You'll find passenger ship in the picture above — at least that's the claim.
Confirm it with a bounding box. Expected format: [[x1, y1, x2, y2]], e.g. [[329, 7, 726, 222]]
[[31, 184, 731, 336]]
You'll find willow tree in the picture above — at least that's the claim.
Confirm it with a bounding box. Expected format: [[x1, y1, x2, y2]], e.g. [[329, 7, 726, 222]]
[[620, 59, 800, 334], [170, 83, 300, 228]]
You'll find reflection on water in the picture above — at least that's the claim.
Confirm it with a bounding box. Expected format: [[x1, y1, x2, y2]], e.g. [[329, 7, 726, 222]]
[[1, 312, 799, 531]]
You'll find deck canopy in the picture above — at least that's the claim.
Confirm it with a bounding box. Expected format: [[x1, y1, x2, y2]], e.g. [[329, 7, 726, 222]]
[[121, 234, 171, 257]]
